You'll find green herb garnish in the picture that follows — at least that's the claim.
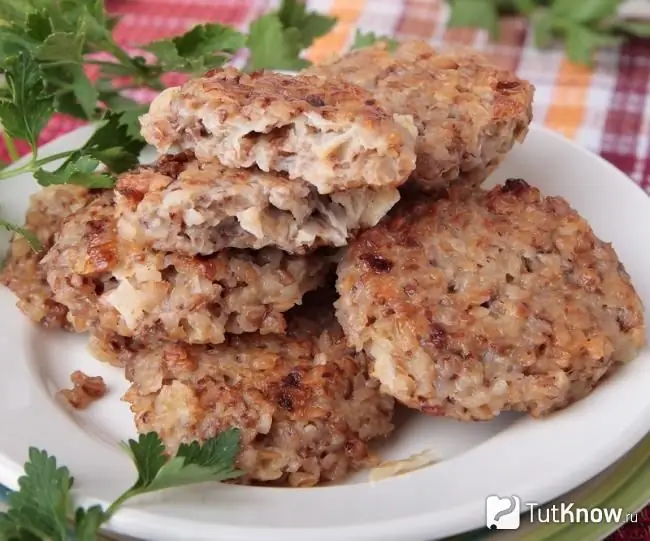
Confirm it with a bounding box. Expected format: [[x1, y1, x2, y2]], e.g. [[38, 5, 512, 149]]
[[0, 430, 242, 541]]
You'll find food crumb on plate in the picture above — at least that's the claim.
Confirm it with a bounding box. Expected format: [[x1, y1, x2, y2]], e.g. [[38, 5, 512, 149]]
[[368, 449, 438, 482], [57, 370, 107, 410]]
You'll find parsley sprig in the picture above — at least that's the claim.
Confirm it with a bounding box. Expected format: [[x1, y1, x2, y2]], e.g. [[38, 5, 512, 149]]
[[0, 430, 242, 541], [447, 0, 650, 65]]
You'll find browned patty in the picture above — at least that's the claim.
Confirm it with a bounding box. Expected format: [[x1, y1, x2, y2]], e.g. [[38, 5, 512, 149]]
[[306, 41, 534, 193], [119, 298, 395, 487], [0, 185, 95, 328], [40, 192, 118, 332], [139, 67, 417, 194], [336, 179, 645, 420], [116, 152, 400, 256], [41, 192, 332, 343]]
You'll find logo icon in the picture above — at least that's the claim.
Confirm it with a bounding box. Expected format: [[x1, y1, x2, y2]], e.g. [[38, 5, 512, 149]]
[[485, 495, 521, 530]]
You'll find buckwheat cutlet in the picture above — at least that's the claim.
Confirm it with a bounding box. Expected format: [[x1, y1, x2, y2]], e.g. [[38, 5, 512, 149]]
[[119, 300, 395, 487], [40, 192, 119, 333], [336, 179, 645, 420], [116, 152, 400, 256], [306, 40, 534, 193], [42, 193, 333, 343], [0, 185, 95, 329], [139, 67, 418, 194]]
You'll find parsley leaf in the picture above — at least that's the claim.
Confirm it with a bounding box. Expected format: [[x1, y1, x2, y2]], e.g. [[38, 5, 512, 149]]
[[34, 153, 115, 188], [565, 23, 620, 65], [0, 52, 54, 154], [121, 430, 242, 495], [26, 10, 55, 43], [98, 96, 148, 140], [0, 2, 29, 25], [146, 23, 246, 73], [277, 0, 336, 48], [0, 220, 42, 252], [510, 0, 538, 16], [246, 13, 310, 71], [447, 0, 500, 39], [612, 20, 650, 38], [33, 111, 145, 188], [0, 24, 33, 61], [35, 31, 99, 119], [554, 0, 619, 24], [73, 506, 107, 541], [0, 514, 42, 541], [350, 29, 399, 51], [121, 432, 168, 489], [1, 432, 243, 541], [35, 31, 84, 63], [533, 12, 557, 48], [81, 111, 146, 172], [0, 448, 72, 541]]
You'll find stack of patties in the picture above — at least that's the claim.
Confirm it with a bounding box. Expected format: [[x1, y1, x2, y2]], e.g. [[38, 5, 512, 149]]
[[4, 39, 643, 488], [34, 67, 419, 486]]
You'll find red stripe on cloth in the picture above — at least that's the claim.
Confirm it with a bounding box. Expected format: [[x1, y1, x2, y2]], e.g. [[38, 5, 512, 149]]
[[608, 505, 650, 540], [599, 38, 650, 180], [484, 16, 528, 73], [109, 0, 253, 45]]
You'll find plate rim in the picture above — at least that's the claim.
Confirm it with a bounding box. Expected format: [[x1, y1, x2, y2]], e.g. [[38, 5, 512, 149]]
[[0, 123, 648, 541]]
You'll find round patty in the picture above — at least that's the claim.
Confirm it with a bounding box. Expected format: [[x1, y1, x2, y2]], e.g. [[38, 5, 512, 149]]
[[140, 67, 417, 194], [0, 185, 93, 328], [116, 151, 399, 256], [119, 299, 395, 487], [336, 179, 645, 420], [306, 41, 534, 193], [42, 193, 332, 343]]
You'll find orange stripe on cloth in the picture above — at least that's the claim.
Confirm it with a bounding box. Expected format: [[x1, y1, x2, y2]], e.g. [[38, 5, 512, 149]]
[[544, 59, 594, 140], [307, 0, 366, 64]]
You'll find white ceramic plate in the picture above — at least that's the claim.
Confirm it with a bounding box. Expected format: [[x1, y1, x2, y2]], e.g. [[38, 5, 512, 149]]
[[0, 124, 649, 541]]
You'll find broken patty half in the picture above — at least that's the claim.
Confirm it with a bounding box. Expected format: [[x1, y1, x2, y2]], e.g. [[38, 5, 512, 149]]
[[306, 40, 534, 193], [139, 67, 418, 194], [120, 297, 395, 487], [42, 192, 332, 343], [336, 179, 645, 420], [116, 152, 400, 256], [0, 185, 95, 329]]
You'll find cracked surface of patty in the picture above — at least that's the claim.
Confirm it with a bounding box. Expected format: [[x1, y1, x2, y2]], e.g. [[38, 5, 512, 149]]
[[0, 185, 95, 328], [119, 296, 395, 487], [42, 193, 332, 343], [139, 67, 417, 194], [336, 179, 645, 419], [116, 152, 400, 256], [306, 41, 534, 193]]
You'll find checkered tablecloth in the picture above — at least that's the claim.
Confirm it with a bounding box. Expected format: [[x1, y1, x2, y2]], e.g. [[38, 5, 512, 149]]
[[1, 0, 649, 539]]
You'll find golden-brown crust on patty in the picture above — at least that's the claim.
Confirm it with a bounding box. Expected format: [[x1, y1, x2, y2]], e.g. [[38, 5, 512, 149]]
[[336, 179, 645, 419], [41, 193, 333, 343], [140, 67, 417, 194], [40, 192, 119, 332], [119, 303, 395, 487], [116, 151, 400, 256], [306, 41, 534, 192], [0, 185, 95, 328]]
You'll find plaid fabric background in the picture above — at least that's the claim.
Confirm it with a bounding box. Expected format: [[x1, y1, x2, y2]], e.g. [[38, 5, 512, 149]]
[[1, 0, 649, 538]]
